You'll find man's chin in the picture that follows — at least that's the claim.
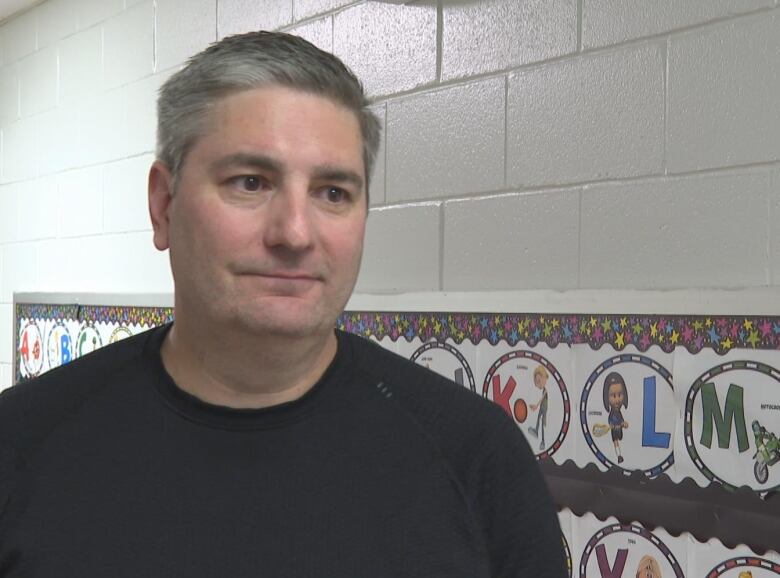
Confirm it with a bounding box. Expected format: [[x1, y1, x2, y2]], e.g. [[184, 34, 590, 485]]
[[231, 307, 334, 339]]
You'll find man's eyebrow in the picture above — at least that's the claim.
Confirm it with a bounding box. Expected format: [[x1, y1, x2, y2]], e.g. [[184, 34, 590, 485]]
[[211, 153, 364, 190], [311, 166, 364, 191], [210, 153, 284, 174]]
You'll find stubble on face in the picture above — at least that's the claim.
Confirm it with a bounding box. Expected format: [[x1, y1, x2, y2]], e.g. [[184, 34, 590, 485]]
[[165, 86, 368, 340]]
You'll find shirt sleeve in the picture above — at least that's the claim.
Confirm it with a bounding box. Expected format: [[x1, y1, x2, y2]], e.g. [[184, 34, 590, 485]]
[[467, 411, 568, 578]]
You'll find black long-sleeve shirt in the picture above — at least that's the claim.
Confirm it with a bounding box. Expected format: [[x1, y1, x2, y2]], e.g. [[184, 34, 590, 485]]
[[0, 324, 566, 577]]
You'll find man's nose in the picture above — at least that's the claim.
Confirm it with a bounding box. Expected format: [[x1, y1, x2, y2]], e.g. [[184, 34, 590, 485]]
[[262, 185, 314, 251]]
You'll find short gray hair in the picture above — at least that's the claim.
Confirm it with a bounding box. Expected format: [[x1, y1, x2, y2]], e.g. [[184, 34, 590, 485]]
[[156, 31, 381, 199]]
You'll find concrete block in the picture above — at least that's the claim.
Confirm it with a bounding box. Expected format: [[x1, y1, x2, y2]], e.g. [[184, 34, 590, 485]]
[[387, 77, 504, 202], [443, 190, 580, 290], [583, 0, 772, 48], [125, 69, 174, 156], [294, 0, 353, 20], [0, 64, 19, 127], [77, 0, 124, 30], [507, 43, 664, 188], [36, 237, 80, 292], [67, 232, 172, 293], [103, 1, 154, 89], [0, 243, 38, 303], [156, 0, 217, 71], [37, 0, 80, 47], [218, 0, 292, 37], [668, 13, 780, 172], [113, 232, 173, 292], [0, 304, 10, 363], [771, 168, 780, 284], [77, 91, 127, 165], [36, 106, 78, 175], [17, 175, 58, 242], [0, 10, 36, 64], [368, 102, 385, 206], [356, 203, 440, 293], [442, 0, 576, 81], [287, 17, 332, 53], [103, 154, 155, 233], [59, 26, 103, 105], [57, 166, 104, 238], [0, 183, 19, 243], [580, 171, 770, 289], [334, 2, 436, 98], [18, 46, 58, 116], [1, 119, 36, 183]]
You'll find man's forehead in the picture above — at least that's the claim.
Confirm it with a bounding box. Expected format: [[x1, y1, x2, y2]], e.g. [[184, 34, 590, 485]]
[[187, 86, 365, 175]]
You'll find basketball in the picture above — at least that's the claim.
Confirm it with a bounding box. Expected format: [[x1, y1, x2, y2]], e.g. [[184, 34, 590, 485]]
[[514, 399, 528, 423]]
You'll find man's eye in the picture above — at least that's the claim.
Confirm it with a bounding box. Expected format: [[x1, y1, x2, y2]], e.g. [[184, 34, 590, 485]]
[[228, 175, 265, 193], [322, 187, 348, 203], [240, 176, 262, 192]]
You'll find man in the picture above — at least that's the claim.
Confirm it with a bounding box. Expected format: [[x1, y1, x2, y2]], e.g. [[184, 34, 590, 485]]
[[0, 32, 566, 577]]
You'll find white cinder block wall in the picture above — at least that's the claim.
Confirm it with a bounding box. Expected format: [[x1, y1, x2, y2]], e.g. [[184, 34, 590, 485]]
[[1, 0, 780, 387]]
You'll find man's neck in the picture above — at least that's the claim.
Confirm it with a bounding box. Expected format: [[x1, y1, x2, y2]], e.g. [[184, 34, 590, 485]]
[[160, 315, 338, 409]]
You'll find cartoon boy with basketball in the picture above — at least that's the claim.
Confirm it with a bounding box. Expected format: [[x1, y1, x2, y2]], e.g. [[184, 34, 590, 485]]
[[528, 365, 549, 450], [603, 371, 629, 464]]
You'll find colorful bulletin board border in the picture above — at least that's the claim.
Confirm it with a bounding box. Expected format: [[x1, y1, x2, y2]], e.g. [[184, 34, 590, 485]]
[[337, 312, 780, 354]]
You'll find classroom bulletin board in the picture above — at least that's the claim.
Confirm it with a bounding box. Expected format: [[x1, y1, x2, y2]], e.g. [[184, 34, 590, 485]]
[[12, 290, 780, 575]]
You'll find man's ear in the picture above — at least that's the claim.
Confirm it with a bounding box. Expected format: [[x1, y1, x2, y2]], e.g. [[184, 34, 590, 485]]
[[149, 160, 175, 251]]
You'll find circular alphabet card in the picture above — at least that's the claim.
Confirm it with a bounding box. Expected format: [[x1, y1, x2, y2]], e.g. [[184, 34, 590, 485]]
[[578, 517, 685, 578], [575, 344, 675, 477], [478, 341, 574, 462], [674, 348, 780, 493]]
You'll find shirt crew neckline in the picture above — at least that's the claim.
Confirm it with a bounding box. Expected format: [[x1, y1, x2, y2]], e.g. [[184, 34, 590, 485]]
[[143, 323, 353, 431]]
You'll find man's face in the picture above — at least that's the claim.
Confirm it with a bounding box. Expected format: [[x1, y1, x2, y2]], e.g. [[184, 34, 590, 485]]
[[150, 86, 367, 337]]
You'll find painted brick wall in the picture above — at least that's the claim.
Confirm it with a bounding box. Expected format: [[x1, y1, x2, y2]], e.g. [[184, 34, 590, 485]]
[[1, 0, 780, 387]]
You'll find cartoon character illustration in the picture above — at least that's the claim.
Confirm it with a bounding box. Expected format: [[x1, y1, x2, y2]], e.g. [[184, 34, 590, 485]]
[[739, 572, 753, 578], [635, 555, 661, 578], [527, 365, 549, 450], [601, 371, 629, 464], [752, 420, 780, 484]]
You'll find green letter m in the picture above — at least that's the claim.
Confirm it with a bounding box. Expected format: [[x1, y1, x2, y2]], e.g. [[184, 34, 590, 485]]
[[699, 382, 749, 453]]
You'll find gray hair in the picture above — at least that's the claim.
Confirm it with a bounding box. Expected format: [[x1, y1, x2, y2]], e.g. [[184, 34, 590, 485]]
[[156, 31, 381, 200]]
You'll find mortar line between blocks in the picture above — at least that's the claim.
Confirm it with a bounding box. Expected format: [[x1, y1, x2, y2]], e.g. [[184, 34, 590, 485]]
[[435, 0, 442, 83], [577, 188, 583, 288], [152, 0, 158, 73], [438, 203, 445, 290], [663, 38, 669, 175], [767, 173, 774, 285], [503, 75, 508, 188]]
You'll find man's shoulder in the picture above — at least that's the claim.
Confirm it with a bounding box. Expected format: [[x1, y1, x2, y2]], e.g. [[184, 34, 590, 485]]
[[0, 326, 158, 451], [341, 330, 512, 449]]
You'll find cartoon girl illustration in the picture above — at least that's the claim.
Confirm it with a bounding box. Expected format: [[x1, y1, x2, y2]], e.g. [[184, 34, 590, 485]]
[[528, 365, 549, 450], [603, 371, 629, 464], [635, 555, 661, 578]]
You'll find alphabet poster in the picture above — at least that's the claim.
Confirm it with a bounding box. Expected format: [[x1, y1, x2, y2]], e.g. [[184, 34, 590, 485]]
[[560, 510, 779, 578]]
